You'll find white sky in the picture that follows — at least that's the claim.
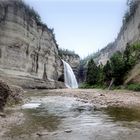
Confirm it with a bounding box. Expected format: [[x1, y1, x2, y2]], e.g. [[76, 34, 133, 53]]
[[24, 0, 127, 58]]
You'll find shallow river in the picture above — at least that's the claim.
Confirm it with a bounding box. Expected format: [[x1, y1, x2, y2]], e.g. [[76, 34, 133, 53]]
[[4, 91, 140, 140]]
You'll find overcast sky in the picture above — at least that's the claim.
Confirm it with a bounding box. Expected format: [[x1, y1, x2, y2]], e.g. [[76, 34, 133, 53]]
[[24, 0, 127, 58]]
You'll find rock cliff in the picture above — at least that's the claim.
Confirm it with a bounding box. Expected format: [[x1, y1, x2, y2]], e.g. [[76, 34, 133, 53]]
[[0, 0, 76, 88], [95, 1, 140, 65]]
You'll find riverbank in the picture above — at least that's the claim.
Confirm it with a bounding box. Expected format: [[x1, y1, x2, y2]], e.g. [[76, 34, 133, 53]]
[[28, 89, 140, 108], [1, 88, 140, 140]]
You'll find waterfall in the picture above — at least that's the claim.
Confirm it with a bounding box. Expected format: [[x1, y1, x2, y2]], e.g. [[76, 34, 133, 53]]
[[62, 60, 78, 88]]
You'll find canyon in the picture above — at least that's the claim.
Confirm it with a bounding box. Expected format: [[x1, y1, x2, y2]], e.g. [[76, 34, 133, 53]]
[[95, 2, 140, 65], [92, 1, 140, 84], [0, 0, 80, 89]]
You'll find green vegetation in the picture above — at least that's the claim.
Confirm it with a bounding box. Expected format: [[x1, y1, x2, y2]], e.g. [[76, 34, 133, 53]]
[[86, 59, 98, 85], [79, 83, 105, 89], [7, 0, 55, 33], [123, 0, 139, 24], [80, 1, 140, 86], [83, 43, 140, 91], [126, 84, 140, 91], [58, 48, 79, 58], [11, 0, 58, 48], [11, 0, 41, 25], [78, 43, 115, 83]]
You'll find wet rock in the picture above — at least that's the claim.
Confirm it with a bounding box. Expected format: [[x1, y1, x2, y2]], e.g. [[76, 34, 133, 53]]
[[36, 132, 49, 136], [36, 133, 42, 137], [93, 105, 99, 111], [64, 129, 72, 133], [76, 99, 88, 103], [0, 112, 6, 118], [72, 105, 93, 112], [100, 94, 105, 96], [52, 132, 58, 135]]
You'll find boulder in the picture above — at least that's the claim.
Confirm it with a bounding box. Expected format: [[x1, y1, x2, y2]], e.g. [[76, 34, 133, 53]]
[[8, 85, 24, 105], [0, 80, 12, 111]]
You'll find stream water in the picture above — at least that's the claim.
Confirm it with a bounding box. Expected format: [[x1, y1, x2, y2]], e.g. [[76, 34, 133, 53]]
[[4, 91, 140, 140]]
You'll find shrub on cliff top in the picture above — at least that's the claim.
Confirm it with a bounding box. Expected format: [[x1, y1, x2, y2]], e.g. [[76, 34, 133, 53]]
[[123, 0, 139, 24], [13, 0, 41, 23], [4, 0, 49, 29], [58, 48, 79, 58], [9, 0, 58, 47]]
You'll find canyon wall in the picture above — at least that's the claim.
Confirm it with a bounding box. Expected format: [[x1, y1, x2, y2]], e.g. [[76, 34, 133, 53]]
[[96, 2, 140, 65], [0, 0, 66, 88]]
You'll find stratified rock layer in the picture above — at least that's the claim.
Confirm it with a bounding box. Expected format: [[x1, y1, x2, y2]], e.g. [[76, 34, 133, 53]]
[[95, 2, 140, 66], [0, 0, 66, 88]]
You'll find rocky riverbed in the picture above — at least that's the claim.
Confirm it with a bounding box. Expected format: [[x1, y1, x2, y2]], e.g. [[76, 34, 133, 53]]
[[1, 89, 140, 140], [33, 89, 140, 108]]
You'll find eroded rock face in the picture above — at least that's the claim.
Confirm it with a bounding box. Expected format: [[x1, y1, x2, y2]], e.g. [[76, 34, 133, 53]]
[[95, 2, 140, 65], [0, 1, 58, 79], [0, 0, 64, 88]]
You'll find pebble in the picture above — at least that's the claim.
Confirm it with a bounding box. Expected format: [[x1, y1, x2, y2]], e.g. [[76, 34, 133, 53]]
[[36, 132, 49, 136], [0, 112, 6, 118], [64, 129, 72, 133]]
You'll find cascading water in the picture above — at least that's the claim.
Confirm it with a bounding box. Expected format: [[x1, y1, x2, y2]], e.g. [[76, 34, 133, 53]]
[[62, 60, 78, 88]]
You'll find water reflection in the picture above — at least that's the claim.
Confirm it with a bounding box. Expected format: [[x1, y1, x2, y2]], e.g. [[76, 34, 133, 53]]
[[104, 107, 140, 122], [5, 95, 140, 140], [5, 108, 62, 137]]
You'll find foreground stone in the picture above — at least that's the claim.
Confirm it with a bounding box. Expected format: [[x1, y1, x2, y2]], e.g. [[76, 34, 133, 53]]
[[0, 80, 12, 111], [64, 129, 72, 133], [7, 85, 24, 105], [0, 79, 24, 111]]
